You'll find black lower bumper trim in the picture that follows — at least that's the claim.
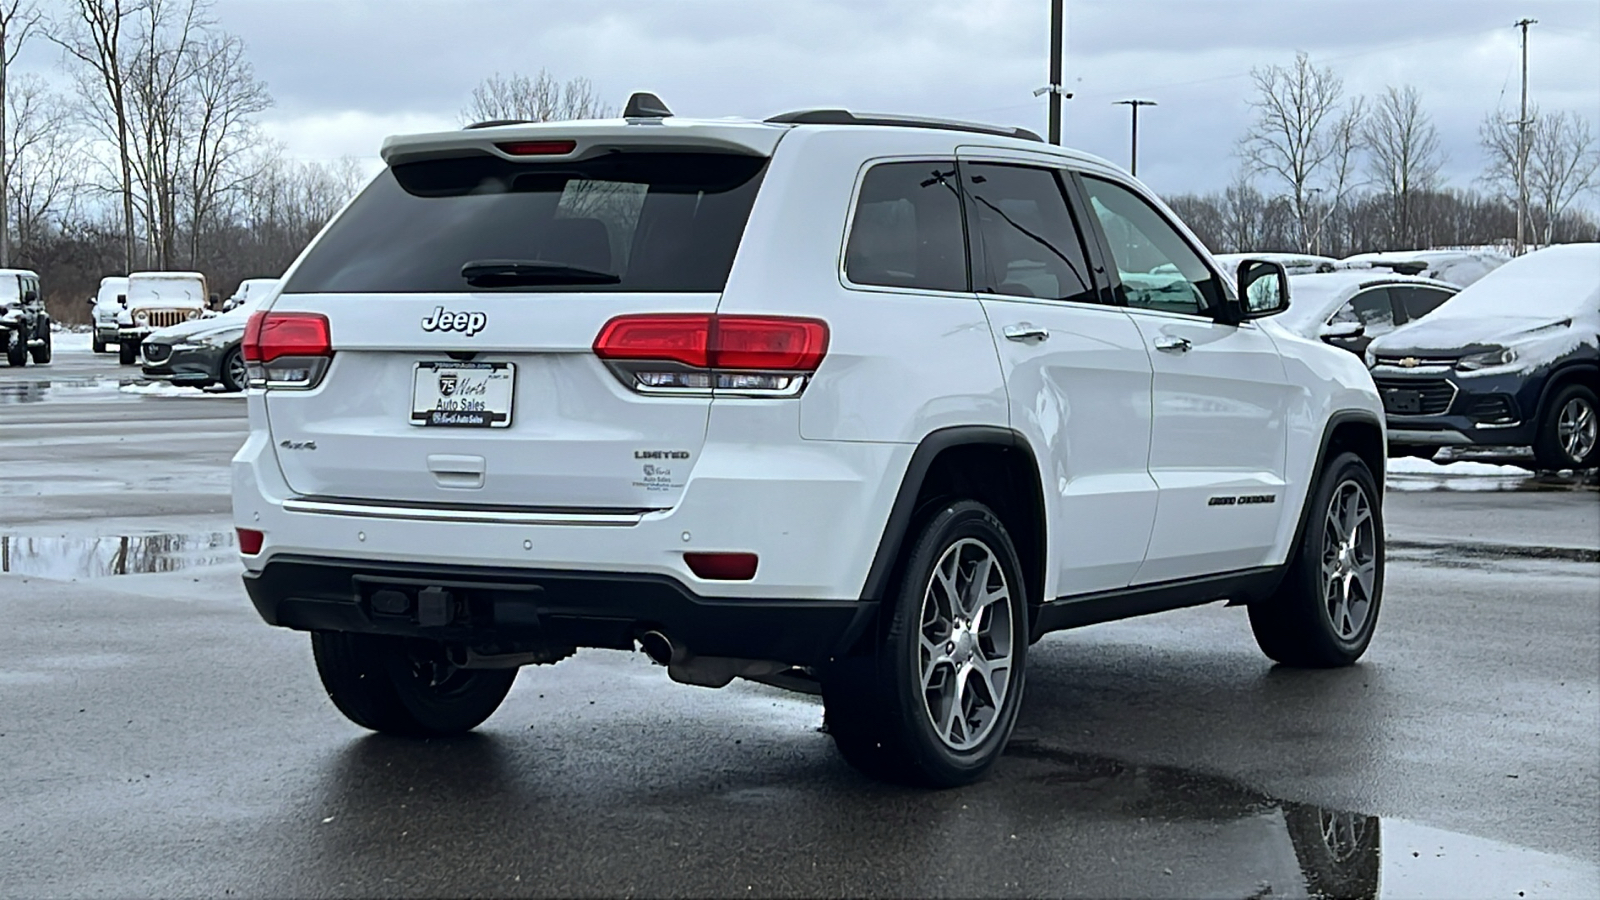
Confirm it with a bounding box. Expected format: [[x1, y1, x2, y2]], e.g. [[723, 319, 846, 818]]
[[244, 555, 875, 667]]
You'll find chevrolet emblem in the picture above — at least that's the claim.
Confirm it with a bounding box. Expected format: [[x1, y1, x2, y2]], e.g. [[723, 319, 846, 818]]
[[1398, 357, 1419, 368]]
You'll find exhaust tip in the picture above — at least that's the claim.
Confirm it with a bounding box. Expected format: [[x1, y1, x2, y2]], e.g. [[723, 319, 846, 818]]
[[638, 631, 673, 666]]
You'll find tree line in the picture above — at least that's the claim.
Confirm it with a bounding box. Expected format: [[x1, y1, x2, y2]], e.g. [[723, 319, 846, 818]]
[[2, 0, 368, 323], [1167, 53, 1600, 258]]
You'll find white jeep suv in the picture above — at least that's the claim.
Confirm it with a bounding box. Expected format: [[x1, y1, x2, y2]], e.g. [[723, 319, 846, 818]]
[[234, 99, 1387, 787]]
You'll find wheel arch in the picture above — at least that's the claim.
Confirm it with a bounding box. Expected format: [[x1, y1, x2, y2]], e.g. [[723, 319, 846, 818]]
[[1285, 410, 1386, 565], [858, 427, 1048, 616], [1533, 360, 1600, 422]]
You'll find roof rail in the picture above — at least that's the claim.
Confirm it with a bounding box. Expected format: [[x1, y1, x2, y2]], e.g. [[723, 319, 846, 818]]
[[765, 109, 1043, 143]]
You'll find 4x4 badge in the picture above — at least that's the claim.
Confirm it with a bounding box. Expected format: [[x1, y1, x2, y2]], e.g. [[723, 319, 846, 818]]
[[421, 306, 487, 337]]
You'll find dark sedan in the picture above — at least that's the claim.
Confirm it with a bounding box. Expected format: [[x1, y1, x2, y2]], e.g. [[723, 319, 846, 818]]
[[140, 313, 249, 392]]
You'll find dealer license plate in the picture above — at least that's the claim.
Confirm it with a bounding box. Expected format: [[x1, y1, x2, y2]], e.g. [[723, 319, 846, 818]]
[[410, 362, 515, 428], [1383, 389, 1422, 414]]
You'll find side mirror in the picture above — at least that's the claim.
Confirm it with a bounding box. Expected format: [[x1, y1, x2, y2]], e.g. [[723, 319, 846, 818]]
[[1235, 259, 1290, 319], [117, 294, 127, 307], [1319, 321, 1365, 342], [22, 290, 37, 304], [87, 297, 97, 307]]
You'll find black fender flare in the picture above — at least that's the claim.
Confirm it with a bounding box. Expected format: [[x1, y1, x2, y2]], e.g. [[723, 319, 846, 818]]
[[857, 425, 1039, 603], [1533, 360, 1600, 425], [1270, 409, 1386, 600]]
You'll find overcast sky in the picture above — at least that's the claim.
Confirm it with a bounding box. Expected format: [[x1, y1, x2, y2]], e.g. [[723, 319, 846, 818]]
[[19, 0, 1600, 200]]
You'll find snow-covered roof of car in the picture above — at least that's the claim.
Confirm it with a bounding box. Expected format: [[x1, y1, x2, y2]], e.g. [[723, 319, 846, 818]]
[[1340, 249, 1508, 287], [1214, 252, 1339, 275], [1276, 270, 1457, 337]]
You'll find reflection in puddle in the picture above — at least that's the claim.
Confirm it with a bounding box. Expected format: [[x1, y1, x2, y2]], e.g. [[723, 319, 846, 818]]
[[0, 532, 237, 578], [1001, 743, 1596, 899], [0, 377, 142, 404]]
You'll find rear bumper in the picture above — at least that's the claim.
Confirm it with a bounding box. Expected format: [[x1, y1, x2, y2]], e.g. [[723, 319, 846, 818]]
[[244, 554, 875, 666]]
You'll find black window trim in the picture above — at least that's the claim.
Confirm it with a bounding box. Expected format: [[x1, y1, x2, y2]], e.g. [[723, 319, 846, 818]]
[[838, 155, 974, 297], [1070, 169, 1241, 324], [956, 158, 1113, 309]]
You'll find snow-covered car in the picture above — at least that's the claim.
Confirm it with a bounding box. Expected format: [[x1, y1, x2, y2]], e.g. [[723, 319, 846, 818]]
[[0, 268, 49, 367], [1368, 243, 1599, 469], [1341, 249, 1507, 288], [234, 100, 1388, 787], [1277, 270, 1458, 357], [1214, 252, 1339, 275], [116, 271, 210, 365], [140, 281, 278, 392], [90, 275, 129, 353], [222, 277, 279, 313]]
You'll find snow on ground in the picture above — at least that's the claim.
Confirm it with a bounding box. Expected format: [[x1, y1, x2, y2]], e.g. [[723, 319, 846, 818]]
[[49, 330, 93, 353], [1387, 457, 1533, 477], [117, 382, 237, 398]]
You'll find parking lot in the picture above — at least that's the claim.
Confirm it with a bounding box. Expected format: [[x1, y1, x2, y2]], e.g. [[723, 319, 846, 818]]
[[2, 339, 1597, 898]]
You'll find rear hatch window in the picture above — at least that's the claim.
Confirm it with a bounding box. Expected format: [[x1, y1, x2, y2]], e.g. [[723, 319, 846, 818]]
[[282, 152, 768, 295]]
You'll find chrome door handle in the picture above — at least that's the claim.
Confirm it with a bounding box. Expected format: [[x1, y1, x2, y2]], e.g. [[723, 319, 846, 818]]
[[1153, 335, 1192, 352], [1003, 324, 1050, 342]]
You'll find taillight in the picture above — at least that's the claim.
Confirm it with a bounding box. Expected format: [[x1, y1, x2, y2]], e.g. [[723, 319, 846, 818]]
[[496, 140, 577, 156], [594, 314, 828, 396], [245, 312, 332, 389]]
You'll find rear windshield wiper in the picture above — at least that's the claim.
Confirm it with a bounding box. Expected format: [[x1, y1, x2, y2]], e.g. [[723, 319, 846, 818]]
[[461, 259, 621, 288]]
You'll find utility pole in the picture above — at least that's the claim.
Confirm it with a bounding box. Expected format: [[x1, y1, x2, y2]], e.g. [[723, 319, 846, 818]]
[[1033, 0, 1073, 144], [1114, 99, 1157, 176], [1514, 17, 1537, 255]]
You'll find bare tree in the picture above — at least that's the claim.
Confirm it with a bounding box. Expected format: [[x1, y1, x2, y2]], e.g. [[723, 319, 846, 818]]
[[182, 29, 268, 265], [6, 74, 81, 251], [1363, 86, 1442, 249], [49, 0, 143, 272], [0, 0, 39, 266], [1526, 110, 1600, 246], [460, 69, 611, 125], [1240, 53, 1359, 253], [126, 0, 208, 268]]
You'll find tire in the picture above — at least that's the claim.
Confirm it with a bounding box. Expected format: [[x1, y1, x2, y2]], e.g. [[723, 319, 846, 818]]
[[311, 631, 517, 736], [119, 339, 138, 365], [93, 334, 107, 354], [1533, 383, 1599, 471], [822, 500, 1029, 787], [1283, 803, 1381, 899], [218, 345, 246, 392], [1249, 451, 1383, 668], [5, 329, 27, 367], [30, 327, 51, 364]]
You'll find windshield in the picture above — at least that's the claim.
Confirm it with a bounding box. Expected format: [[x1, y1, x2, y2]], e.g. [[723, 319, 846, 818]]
[[282, 151, 768, 294], [128, 277, 205, 306], [1423, 244, 1598, 322]]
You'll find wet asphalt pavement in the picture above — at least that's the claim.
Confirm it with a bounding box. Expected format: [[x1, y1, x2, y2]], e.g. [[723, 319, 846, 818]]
[[2, 340, 1598, 898]]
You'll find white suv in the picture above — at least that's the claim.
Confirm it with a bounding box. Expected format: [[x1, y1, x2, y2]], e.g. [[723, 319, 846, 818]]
[[234, 99, 1387, 787]]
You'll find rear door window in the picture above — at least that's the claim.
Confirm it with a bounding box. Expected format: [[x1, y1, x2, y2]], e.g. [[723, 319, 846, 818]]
[[1330, 288, 1398, 337], [283, 152, 768, 294], [844, 161, 968, 293], [1394, 286, 1454, 323], [962, 163, 1097, 304]]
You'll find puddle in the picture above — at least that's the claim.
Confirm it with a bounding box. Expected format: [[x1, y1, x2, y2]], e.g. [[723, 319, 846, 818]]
[[0, 377, 143, 404], [1001, 742, 1597, 898], [0, 532, 237, 578]]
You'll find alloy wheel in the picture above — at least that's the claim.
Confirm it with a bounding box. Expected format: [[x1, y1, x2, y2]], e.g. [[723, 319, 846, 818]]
[[227, 350, 249, 390], [1557, 396, 1596, 463], [1321, 480, 1377, 641], [918, 538, 1014, 751]]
